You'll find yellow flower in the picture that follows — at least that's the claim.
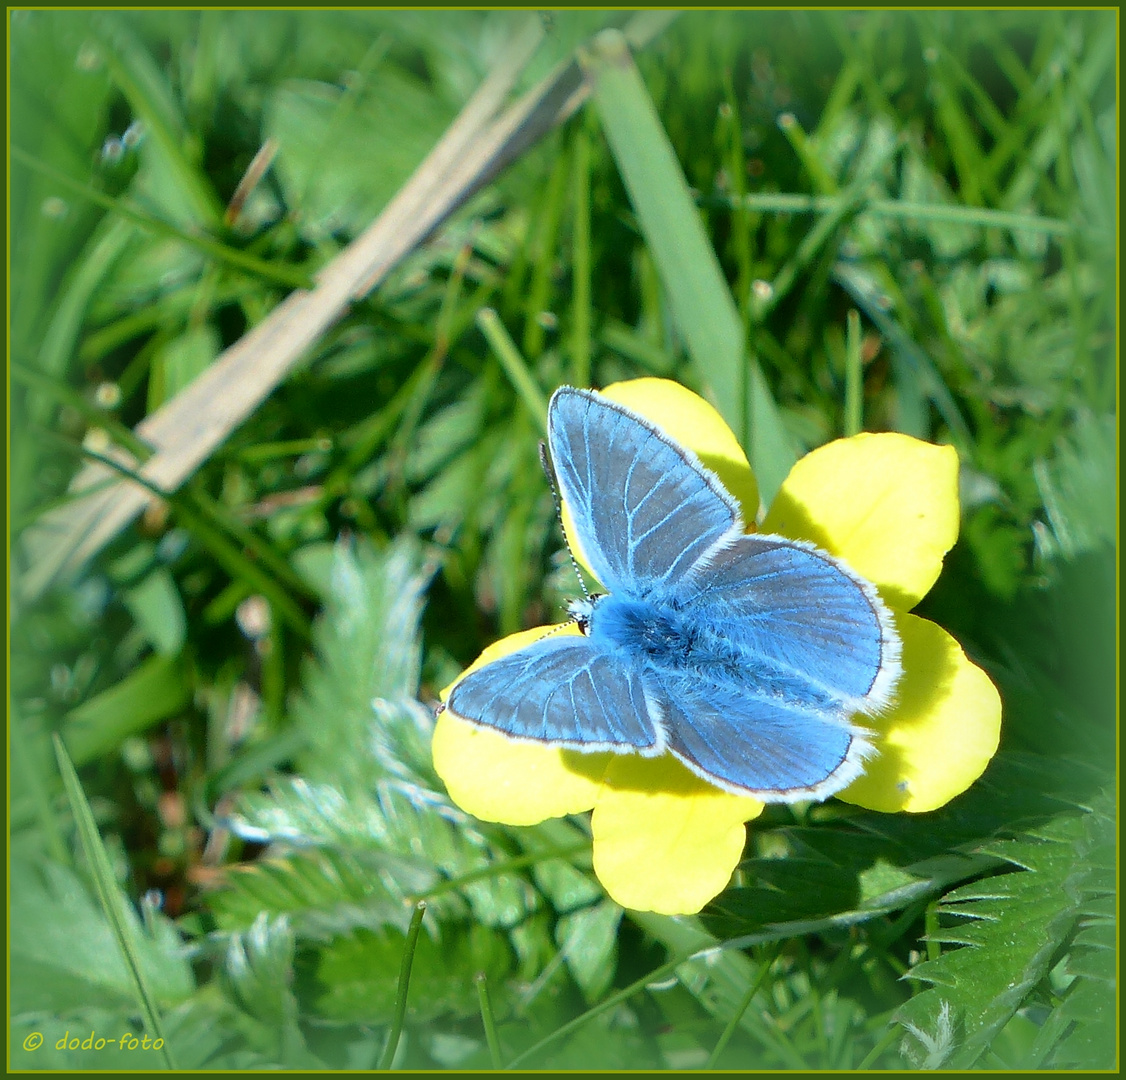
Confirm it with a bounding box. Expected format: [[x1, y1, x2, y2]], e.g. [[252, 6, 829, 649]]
[[433, 379, 1002, 915]]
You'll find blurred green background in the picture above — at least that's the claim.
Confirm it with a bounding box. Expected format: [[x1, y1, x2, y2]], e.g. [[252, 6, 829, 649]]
[[9, 9, 1115, 1071]]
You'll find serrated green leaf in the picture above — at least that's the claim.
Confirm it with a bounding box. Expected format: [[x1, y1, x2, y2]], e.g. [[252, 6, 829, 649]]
[[315, 922, 513, 1024], [556, 900, 621, 1002], [290, 537, 434, 783], [223, 913, 323, 1068], [894, 794, 1113, 1070], [1034, 411, 1116, 560], [209, 847, 444, 939], [10, 857, 193, 1015]]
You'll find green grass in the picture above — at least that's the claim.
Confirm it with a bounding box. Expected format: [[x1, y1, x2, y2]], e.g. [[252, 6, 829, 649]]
[[9, 9, 1116, 1071]]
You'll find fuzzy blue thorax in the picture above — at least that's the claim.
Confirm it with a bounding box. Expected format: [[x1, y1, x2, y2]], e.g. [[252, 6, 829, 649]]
[[571, 592, 839, 713]]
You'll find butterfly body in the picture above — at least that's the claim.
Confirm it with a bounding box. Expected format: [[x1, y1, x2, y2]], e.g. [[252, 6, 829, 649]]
[[448, 387, 901, 802], [580, 591, 837, 712]]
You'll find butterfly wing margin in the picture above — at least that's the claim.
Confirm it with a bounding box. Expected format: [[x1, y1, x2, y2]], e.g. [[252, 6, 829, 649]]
[[651, 675, 874, 802], [679, 534, 901, 712], [446, 634, 664, 753], [547, 387, 741, 595]]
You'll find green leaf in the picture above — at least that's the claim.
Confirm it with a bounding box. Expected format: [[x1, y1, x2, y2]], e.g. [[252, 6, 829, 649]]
[[224, 913, 324, 1068], [61, 653, 190, 766], [225, 536, 538, 934], [556, 900, 621, 1003], [9, 11, 115, 367], [122, 567, 187, 656], [1033, 411, 1116, 560], [10, 857, 193, 1016], [315, 922, 513, 1024], [290, 538, 434, 782], [1046, 791, 1115, 1069], [96, 15, 225, 228], [894, 795, 1112, 1069], [149, 323, 221, 409], [209, 847, 442, 939]]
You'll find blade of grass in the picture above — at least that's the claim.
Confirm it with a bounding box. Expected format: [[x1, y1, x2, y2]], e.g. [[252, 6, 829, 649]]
[[522, 141, 569, 359], [844, 308, 863, 436], [753, 134, 900, 325], [922, 41, 989, 206], [1002, 25, 1114, 211], [415, 840, 589, 903], [582, 28, 796, 502], [476, 972, 504, 1068], [11, 146, 313, 290], [75, 444, 314, 636], [504, 952, 686, 1068], [10, 361, 154, 461], [705, 944, 778, 1069], [11, 715, 69, 866], [570, 120, 593, 387], [378, 900, 427, 1070], [61, 654, 191, 767], [705, 189, 1074, 237], [718, 73, 754, 334], [777, 111, 838, 196], [18, 214, 134, 406], [856, 1017, 904, 1069], [832, 262, 970, 446], [52, 735, 177, 1069], [634, 910, 808, 1068], [477, 307, 549, 431], [95, 15, 225, 227]]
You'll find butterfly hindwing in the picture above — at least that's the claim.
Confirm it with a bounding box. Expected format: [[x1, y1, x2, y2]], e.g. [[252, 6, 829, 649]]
[[547, 387, 740, 594], [650, 674, 871, 801], [447, 634, 662, 752]]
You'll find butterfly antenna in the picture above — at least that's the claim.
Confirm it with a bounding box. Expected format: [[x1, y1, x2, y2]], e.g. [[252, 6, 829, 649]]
[[539, 441, 591, 601]]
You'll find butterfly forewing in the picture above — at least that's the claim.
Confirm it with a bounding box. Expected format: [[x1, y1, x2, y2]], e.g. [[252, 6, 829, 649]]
[[447, 634, 661, 751], [548, 387, 740, 595]]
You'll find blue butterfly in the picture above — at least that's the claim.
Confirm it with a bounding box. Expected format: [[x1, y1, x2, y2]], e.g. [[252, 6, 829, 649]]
[[448, 386, 901, 801]]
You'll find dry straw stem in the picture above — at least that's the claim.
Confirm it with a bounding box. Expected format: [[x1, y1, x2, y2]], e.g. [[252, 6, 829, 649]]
[[22, 12, 678, 601]]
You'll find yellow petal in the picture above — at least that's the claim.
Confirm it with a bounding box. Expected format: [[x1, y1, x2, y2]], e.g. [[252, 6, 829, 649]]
[[434, 624, 607, 825], [432, 712, 607, 825], [762, 432, 959, 610], [438, 625, 574, 703], [838, 612, 1002, 814], [590, 754, 764, 914]]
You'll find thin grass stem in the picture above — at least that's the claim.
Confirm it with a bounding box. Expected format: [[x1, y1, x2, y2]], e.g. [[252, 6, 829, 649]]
[[844, 308, 863, 437], [704, 944, 777, 1069], [476, 973, 504, 1068], [53, 736, 177, 1070], [477, 307, 549, 432], [378, 900, 427, 1070], [856, 1019, 904, 1069], [11, 146, 312, 290], [704, 189, 1073, 236], [570, 123, 592, 388]]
